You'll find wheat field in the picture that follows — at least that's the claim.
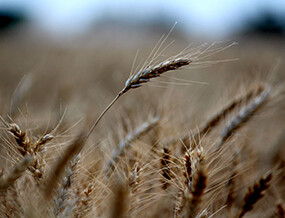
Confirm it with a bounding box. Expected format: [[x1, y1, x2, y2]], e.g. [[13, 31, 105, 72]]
[[0, 31, 284, 218]]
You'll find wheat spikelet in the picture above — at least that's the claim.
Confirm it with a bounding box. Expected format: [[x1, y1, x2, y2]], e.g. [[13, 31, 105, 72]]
[[8, 123, 30, 155], [183, 152, 192, 188], [185, 152, 207, 218], [160, 147, 172, 190], [184, 169, 207, 218], [128, 162, 140, 193], [217, 87, 270, 150], [30, 134, 53, 181], [238, 172, 272, 218], [178, 147, 207, 218], [80, 184, 94, 216], [8, 123, 54, 181], [105, 115, 159, 175], [53, 154, 80, 217], [33, 134, 54, 152], [0, 155, 33, 191], [73, 183, 94, 218], [122, 58, 192, 93], [174, 190, 186, 218], [0, 183, 22, 217], [276, 200, 285, 218]]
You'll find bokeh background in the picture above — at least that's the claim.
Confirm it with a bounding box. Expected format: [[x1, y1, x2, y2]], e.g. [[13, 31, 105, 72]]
[[1, 0, 285, 39], [0, 0, 284, 131]]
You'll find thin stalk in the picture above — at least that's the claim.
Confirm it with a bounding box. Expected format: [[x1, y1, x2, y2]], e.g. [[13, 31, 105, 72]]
[[85, 91, 123, 141]]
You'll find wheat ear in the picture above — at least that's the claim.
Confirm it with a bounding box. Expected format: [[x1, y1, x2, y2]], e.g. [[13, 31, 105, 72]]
[[45, 133, 84, 199], [105, 115, 159, 175], [53, 154, 80, 217], [8, 123, 30, 155], [85, 58, 192, 140], [174, 152, 193, 217], [197, 84, 264, 137], [160, 147, 172, 190], [238, 172, 272, 218], [177, 147, 207, 218], [128, 162, 140, 193], [166, 84, 265, 149], [8, 123, 53, 181], [75, 183, 94, 218], [185, 148, 207, 218], [276, 200, 285, 218], [183, 152, 192, 188], [217, 87, 270, 151]]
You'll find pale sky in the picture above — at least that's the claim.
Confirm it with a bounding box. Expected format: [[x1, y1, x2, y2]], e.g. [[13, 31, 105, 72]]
[[1, 0, 285, 38]]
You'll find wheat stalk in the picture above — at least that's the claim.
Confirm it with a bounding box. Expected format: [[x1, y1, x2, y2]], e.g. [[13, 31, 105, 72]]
[[110, 178, 129, 218]]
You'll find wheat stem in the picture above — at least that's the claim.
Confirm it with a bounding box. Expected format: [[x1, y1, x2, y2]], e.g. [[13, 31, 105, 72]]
[[0, 155, 33, 191], [85, 92, 122, 141]]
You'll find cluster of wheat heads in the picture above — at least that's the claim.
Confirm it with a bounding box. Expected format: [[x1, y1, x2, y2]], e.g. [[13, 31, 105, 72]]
[[0, 41, 284, 218]]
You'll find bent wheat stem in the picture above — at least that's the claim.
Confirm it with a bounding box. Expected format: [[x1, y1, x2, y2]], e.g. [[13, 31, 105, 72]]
[[85, 93, 122, 140]]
